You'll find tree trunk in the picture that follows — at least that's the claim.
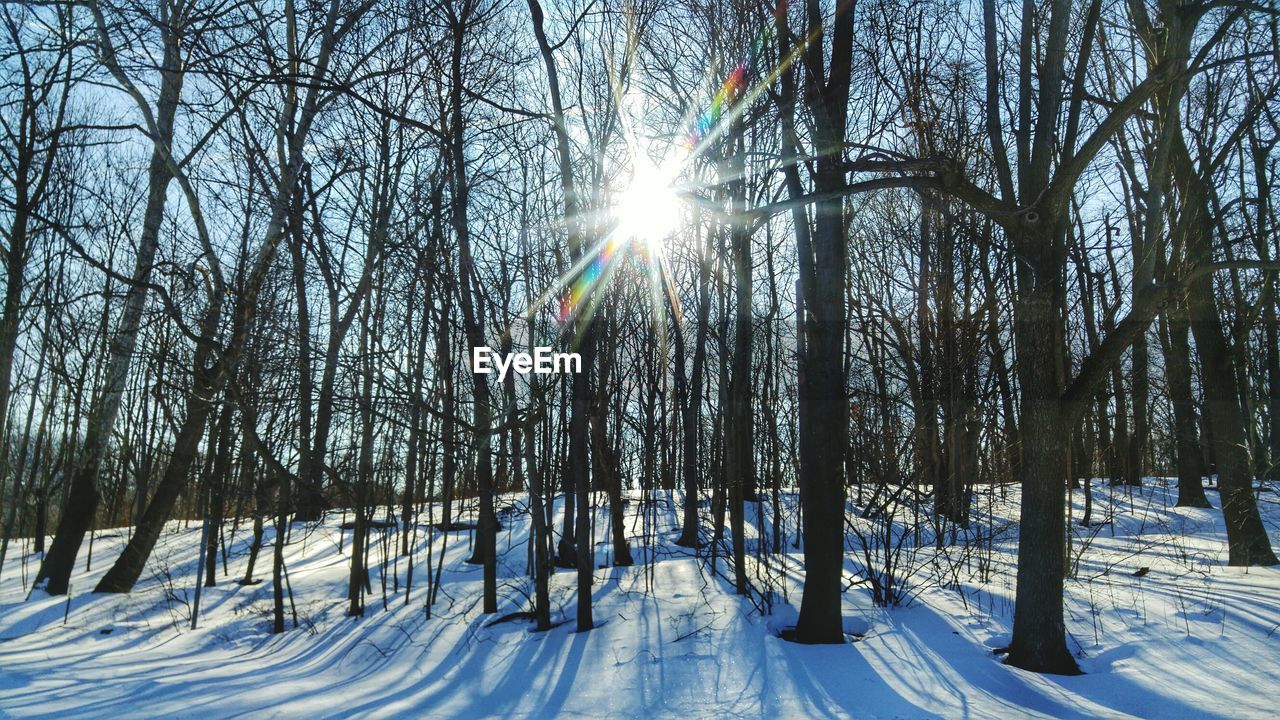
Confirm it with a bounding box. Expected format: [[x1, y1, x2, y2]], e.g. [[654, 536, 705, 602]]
[[446, 12, 497, 614], [526, 407, 551, 630], [727, 128, 751, 594], [675, 220, 711, 548], [95, 353, 219, 592], [1178, 138, 1278, 565], [790, 0, 854, 645], [36, 23, 184, 594], [1005, 222, 1080, 675], [204, 403, 234, 587], [1160, 302, 1210, 507]]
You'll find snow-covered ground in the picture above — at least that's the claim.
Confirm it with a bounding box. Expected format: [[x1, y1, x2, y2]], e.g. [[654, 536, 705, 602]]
[[1, 479, 1277, 719]]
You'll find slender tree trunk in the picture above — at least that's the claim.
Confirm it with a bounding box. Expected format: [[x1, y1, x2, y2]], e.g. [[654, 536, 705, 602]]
[[349, 301, 376, 617], [95, 335, 221, 592], [572, 325, 595, 628], [36, 22, 184, 595], [726, 129, 751, 594], [446, 12, 497, 613], [402, 269, 431, 555], [526, 406, 551, 629], [288, 183, 318, 521], [272, 468, 290, 634], [675, 219, 711, 548], [437, 292, 457, 533], [526, 0, 596, 629], [1161, 302, 1210, 507], [204, 403, 234, 587], [1264, 306, 1280, 481], [592, 321, 631, 567]]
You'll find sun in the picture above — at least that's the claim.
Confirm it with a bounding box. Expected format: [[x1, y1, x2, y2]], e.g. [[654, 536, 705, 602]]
[[614, 157, 681, 252]]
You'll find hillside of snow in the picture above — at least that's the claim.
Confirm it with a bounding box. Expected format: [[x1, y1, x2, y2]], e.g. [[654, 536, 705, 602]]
[[1, 479, 1278, 719]]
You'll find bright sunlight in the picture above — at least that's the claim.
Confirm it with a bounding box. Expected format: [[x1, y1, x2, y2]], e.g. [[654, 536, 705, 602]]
[[613, 157, 682, 252]]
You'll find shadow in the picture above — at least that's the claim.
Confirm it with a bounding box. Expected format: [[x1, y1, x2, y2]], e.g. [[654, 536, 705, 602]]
[[3, 482, 1278, 718]]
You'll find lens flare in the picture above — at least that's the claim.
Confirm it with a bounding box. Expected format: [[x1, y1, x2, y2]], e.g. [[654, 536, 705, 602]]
[[685, 2, 786, 150], [519, 1, 805, 347], [556, 235, 624, 326]]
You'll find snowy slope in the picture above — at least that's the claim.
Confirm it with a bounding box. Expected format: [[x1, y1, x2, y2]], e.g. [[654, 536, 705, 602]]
[[0, 480, 1277, 719]]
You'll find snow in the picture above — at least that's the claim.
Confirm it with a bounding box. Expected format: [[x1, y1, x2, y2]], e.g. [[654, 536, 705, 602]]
[[1, 480, 1277, 718]]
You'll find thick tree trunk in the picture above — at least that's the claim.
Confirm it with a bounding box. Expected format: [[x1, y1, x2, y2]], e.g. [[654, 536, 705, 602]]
[[555, 442, 578, 567], [1186, 278, 1278, 565], [288, 188, 319, 522], [793, 192, 849, 643], [0, 213, 29, 451], [1175, 132, 1278, 565], [671, 309, 696, 547], [1005, 224, 1080, 675], [790, 0, 854, 646], [595, 415, 631, 567], [1127, 341, 1149, 486]]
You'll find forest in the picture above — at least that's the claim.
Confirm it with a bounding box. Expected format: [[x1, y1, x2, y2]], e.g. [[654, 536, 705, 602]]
[[0, 0, 1278, 716]]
